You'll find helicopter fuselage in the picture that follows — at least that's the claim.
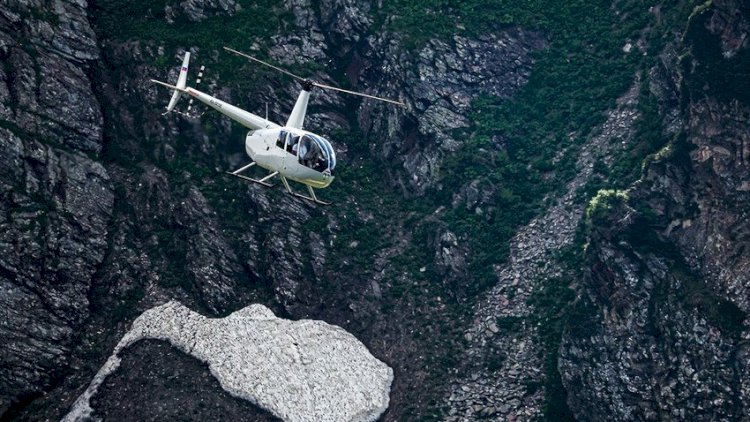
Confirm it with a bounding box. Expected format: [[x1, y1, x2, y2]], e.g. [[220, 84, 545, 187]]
[[152, 48, 397, 205], [246, 127, 335, 189]]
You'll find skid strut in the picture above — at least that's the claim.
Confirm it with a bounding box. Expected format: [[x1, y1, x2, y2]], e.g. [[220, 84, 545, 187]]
[[225, 162, 277, 187], [280, 175, 331, 206], [226, 163, 330, 205]]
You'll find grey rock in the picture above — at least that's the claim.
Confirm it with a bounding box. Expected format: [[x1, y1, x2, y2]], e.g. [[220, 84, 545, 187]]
[[0, 131, 113, 413], [357, 29, 546, 191], [560, 3, 750, 419], [445, 78, 642, 421], [165, 0, 241, 23]]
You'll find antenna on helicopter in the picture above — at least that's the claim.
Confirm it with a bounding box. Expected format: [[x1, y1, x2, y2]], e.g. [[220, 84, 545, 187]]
[[223, 47, 406, 107], [184, 65, 207, 118]]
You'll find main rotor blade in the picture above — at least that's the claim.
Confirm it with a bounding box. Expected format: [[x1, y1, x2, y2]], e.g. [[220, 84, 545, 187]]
[[223, 47, 307, 82], [224, 46, 405, 107], [313, 82, 406, 107]]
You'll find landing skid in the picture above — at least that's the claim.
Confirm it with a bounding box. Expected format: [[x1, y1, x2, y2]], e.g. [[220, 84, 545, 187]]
[[280, 175, 331, 206], [290, 190, 331, 206], [225, 172, 275, 187], [225, 162, 277, 187], [226, 162, 330, 206]]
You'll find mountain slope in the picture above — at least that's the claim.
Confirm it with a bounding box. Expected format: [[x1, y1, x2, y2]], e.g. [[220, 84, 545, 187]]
[[0, 0, 748, 421]]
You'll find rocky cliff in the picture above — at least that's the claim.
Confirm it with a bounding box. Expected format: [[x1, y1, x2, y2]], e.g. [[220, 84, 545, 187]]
[[0, 0, 112, 415], [560, 1, 750, 420], [1, 0, 749, 421]]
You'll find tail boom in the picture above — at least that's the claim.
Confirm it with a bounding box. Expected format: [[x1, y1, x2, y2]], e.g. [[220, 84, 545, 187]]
[[182, 87, 277, 130], [151, 52, 279, 130]]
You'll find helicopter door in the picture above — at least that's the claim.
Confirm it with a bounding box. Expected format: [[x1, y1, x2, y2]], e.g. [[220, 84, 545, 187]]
[[276, 130, 287, 149], [281, 133, 301, 169]]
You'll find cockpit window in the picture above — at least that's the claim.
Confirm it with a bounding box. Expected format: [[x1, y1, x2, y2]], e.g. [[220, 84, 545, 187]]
[[298, 134, 336, 173], [276, 130, 287, 149], [287, 134, 300, 154]]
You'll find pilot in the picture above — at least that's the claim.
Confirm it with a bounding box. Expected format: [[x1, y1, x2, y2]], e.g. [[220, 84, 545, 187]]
[[314, 156, 327, 172]]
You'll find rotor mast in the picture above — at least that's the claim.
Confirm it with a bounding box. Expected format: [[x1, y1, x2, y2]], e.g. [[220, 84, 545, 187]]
[[286, 80, 314, 129]]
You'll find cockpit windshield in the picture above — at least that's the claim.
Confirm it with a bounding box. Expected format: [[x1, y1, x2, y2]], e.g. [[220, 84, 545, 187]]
[[298, 134, 336, 173]]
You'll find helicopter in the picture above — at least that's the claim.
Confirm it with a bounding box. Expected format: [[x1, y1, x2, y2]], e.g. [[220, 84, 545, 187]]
[[151, 47, 405, 205]]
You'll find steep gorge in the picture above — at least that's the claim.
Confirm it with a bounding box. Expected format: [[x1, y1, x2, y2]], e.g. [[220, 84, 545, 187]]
[[560, 1, 750, 419], [0, 0, 749, 421]]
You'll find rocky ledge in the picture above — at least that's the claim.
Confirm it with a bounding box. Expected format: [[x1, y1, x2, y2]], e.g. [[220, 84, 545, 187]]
[[63, 301, 393, 422]]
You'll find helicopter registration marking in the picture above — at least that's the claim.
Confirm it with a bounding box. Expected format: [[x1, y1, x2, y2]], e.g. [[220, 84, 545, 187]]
[[208, 98, 223, 109]]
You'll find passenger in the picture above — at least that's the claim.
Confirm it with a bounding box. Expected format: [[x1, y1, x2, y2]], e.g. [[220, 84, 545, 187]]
[[287, 135, 300, 154], [298, 137, 310, 164], [303, 140, 322, 168], [276, 131, 287, 148], [314, 156, 327, 172]]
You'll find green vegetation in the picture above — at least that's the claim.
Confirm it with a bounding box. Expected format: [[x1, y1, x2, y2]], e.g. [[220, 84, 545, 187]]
[[585, 189, 629, 226], [397, 1, 700, 303], [88, 0, 719, 420], [495, 315, 524, 331], [608, 76, 670, 185], [91, 0, 290, 50]]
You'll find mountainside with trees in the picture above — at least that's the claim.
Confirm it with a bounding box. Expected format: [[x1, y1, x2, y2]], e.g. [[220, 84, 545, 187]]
[[1, 0, 748, 420]]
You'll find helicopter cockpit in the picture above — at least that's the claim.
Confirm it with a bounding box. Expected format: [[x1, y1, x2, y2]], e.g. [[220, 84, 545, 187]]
[[277, 130, 336, 174]]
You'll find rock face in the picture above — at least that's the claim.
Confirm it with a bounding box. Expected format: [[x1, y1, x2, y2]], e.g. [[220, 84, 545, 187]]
[[559, 1, 750, 420], [360, 30, 547, 191], [166, 0, 241, 22], [3, 0, 750, 421], [445, 76, 643, 422], [64, 301, 394, 422], [0, 0, 112, 414]]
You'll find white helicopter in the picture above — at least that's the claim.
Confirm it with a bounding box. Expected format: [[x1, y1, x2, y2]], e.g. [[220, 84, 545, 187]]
[[151, 47, 404, 205]]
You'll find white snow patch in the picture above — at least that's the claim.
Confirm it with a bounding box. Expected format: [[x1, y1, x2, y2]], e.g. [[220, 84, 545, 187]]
[[63, 301, 393, 422]]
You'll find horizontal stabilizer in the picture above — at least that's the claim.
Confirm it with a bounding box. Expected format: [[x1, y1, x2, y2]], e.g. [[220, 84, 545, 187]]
[[151, 79, 185, 92]]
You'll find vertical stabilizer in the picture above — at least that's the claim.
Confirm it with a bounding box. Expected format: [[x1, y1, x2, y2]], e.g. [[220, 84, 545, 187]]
[[166, 52, 190, 112]]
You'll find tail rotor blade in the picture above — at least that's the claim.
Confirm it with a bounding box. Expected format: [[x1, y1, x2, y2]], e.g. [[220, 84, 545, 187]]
[[167, 52, 191, 112]]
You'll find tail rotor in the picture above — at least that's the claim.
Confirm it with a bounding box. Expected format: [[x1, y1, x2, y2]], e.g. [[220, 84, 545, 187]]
[[164, 52, 191, 113], [153, 52, 206, 118]]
